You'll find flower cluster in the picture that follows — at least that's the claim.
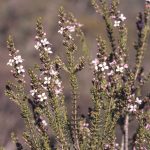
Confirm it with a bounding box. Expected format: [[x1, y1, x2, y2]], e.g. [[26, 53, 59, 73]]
[[79, 119, 90, 139], [91, 56, 128, 76], [7, 54, 25, 75], [29, 19, 64, 107], [127, 95, 142, 113], [29, 67, 63, 103], [7, 37, 25, 82], [58, 22, 83, 34], [111, 12, 126, 27], [34, 34, 53, 54], [58, 12, 83, 40], [30, 85, 47, 102], [41, 67, 63, 97]]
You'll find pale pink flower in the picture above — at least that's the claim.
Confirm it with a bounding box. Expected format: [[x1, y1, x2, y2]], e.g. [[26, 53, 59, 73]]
[[124, 64, 128, 68], [55, 79, 62, 87], [55, 88, 62, 96], [107, 70, 114, 76], [66, 25, 75, 32], [146, 124, 150, 130]]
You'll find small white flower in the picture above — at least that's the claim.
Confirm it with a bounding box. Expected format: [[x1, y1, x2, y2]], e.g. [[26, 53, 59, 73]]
[[55, 79, 61, 87], [92, 58, 99, 65], [92, 58, 99, 71], [103, 62, 109, 70], [50, 69, 58, 76], [99, 62, 109, 71], [38, 93, 47, 102], [41, 38, 50, 46], [128, 104, 137, 112], [114, 20, 121, 27], [98, 63, 103, 67], [116, 66, 124, 73], [42, 120, 48, 126], [14, 55, 24, 64], [44, 47, 52, 54], [7, 59, 14, 66], [44, 76, 51, 85], [58, 27, 64, 34], [30, 89, 37, 96], [135, 97, 142, 105], [16, 65, 25, 74], [119, 14, 126, 21], [34, 41, 42, 50]]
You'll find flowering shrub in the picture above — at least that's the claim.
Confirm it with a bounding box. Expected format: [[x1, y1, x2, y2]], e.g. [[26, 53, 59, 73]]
[[4, 0, 150, 150]]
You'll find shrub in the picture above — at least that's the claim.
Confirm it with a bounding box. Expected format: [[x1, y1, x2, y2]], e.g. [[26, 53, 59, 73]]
[[4, 0, 150, 149]]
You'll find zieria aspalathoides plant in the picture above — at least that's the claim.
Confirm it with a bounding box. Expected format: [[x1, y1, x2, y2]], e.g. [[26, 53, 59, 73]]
[[4, 0, 150, 149]]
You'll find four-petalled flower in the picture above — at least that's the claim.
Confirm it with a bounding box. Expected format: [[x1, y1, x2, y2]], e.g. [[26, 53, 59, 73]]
[[119, 14, 126, 21], [114, 20, 121, 27], [41, 38, 50, 46], [7, 59, 14, 66], [14, 55, 24, 64], [44, 76, 51, 85], [38, 93, 47, 102], [16, 65, 25, 74]]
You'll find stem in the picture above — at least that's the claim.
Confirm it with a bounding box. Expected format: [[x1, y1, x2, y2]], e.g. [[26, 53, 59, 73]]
[[120, 134, 124, 150], [124, 114, 129, 150]]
